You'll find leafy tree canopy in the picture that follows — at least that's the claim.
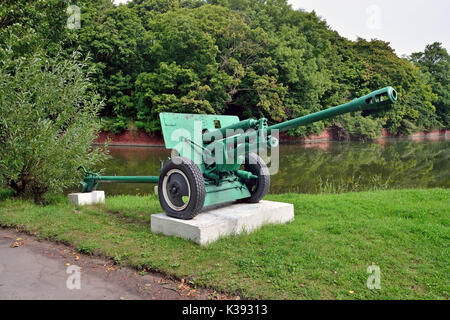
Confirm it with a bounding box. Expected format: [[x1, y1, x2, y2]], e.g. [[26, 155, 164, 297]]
[[1, 0, 447, 138], [409, 42, 449, 127]]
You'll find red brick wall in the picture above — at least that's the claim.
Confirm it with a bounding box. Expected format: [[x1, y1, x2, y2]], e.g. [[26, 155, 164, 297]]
[[95, 130, 164, 146], [95, 128, 449, 146]]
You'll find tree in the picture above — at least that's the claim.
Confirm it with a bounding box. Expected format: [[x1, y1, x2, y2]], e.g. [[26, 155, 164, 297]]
[[336, 38, 437, 135], [4, 0, 445, 139], [135, 62, 215, 132], [135, 5, 287, 132], [68, 1, 146, 119], [0, 34, 108, 203], [410, 43, 450, 127]]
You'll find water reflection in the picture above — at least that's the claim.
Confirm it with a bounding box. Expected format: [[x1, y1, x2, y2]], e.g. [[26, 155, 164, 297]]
[[97, 139, 449, 195]]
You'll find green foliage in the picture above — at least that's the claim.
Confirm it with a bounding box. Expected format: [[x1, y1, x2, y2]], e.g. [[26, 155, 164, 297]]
[[66, 0, 145, 118], [101, 116, 130, 134], [409, 42, 450, 128], [135, 62, 215, 132], [0, 34, 108, 203], [1, 0, 448, 138], [333, 113, 386, 141], [0, 189, 15, 201], [346, 39, 438, 134], [134, 4, 287, 131], [0, 0, 70, 54]]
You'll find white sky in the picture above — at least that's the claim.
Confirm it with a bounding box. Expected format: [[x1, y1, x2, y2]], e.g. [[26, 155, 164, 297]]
[[112, 0, 449, 56], [288, 0, 450, 56]]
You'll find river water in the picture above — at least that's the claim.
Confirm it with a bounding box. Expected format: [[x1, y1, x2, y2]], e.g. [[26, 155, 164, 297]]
[[97, 138, 449, 195]]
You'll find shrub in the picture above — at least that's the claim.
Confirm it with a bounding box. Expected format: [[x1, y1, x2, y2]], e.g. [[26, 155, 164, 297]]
[[100, 116, 129, 134], [334, 113, 386, 141], [0, 37, 108, 204]]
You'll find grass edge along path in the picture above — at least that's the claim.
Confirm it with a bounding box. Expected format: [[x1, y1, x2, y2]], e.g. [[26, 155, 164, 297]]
[[0, 189, 448, 300]]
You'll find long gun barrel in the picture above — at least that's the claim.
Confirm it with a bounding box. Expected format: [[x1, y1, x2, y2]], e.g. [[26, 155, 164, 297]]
[[268, 86, 397, 133], [201, 87, 397, 146], [212, 86, 398, 155]]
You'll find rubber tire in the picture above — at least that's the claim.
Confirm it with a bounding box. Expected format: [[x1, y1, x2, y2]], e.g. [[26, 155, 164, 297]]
[[158, 157, 205, 220], [240, 153, 270, 203]]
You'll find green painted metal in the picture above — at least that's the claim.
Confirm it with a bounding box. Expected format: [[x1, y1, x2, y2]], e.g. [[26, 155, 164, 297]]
[[78, 166, 100, 193], [203, 180, 251, 207], [202, 118, 258, 143], [159, 113, 240, 150], [268, 87, 397, 132], [78, 87, 397, 219], [95, 176, 159, 183], [218, 87, 398, 154], [78, 166, 158, 193]]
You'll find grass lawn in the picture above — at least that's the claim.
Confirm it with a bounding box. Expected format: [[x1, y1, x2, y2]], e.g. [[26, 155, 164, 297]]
[[0, 188, 448, 299]]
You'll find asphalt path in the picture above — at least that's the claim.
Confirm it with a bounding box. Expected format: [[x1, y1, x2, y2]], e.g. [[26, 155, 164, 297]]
[[0, 228, 228, 300]]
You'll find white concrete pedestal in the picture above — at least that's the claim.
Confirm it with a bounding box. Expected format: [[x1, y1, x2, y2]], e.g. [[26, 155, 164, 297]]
[[68, 191, 105, 206], [151, 200, 294, 245]]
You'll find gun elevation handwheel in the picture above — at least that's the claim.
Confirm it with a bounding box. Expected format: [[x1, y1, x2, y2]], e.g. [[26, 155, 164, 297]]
[[158, 156, 205, 220]]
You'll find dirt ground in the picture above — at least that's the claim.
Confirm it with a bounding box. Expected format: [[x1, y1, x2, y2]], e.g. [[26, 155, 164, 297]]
[[0, 228, 236, 300]]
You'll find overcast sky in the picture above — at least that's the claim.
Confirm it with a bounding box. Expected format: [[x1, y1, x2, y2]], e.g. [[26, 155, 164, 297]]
[[288, 0, 449, 56], [112, 0, 449, 56]]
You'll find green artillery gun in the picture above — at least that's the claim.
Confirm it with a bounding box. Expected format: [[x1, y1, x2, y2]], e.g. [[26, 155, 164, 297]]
[[79, 87, 397, 220]]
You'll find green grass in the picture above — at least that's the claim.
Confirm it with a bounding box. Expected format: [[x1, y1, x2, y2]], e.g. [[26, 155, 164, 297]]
[[0, 189, 448, 299]]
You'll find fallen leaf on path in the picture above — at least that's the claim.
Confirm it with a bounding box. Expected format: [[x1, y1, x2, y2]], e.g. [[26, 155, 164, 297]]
[[187, 289, 198, 297], [10, 241, 24, 248]]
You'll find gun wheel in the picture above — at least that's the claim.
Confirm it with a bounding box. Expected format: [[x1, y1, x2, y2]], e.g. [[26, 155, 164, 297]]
[[241, 153, 270, 203], [158, 157, 205, 220]]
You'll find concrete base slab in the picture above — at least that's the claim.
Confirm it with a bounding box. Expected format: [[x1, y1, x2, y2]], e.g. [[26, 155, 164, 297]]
[[68, 191, 105, 206], [151, 200, 294, 245]]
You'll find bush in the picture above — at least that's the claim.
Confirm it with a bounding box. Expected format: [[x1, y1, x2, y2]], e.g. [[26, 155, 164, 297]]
[[0, 38, 108, 204], [100, 116, 129, 134], [334, 113, 386, 141]]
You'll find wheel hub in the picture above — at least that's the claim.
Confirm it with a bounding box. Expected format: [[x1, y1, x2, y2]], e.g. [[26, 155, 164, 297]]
[[162, 169, 191, 211]]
